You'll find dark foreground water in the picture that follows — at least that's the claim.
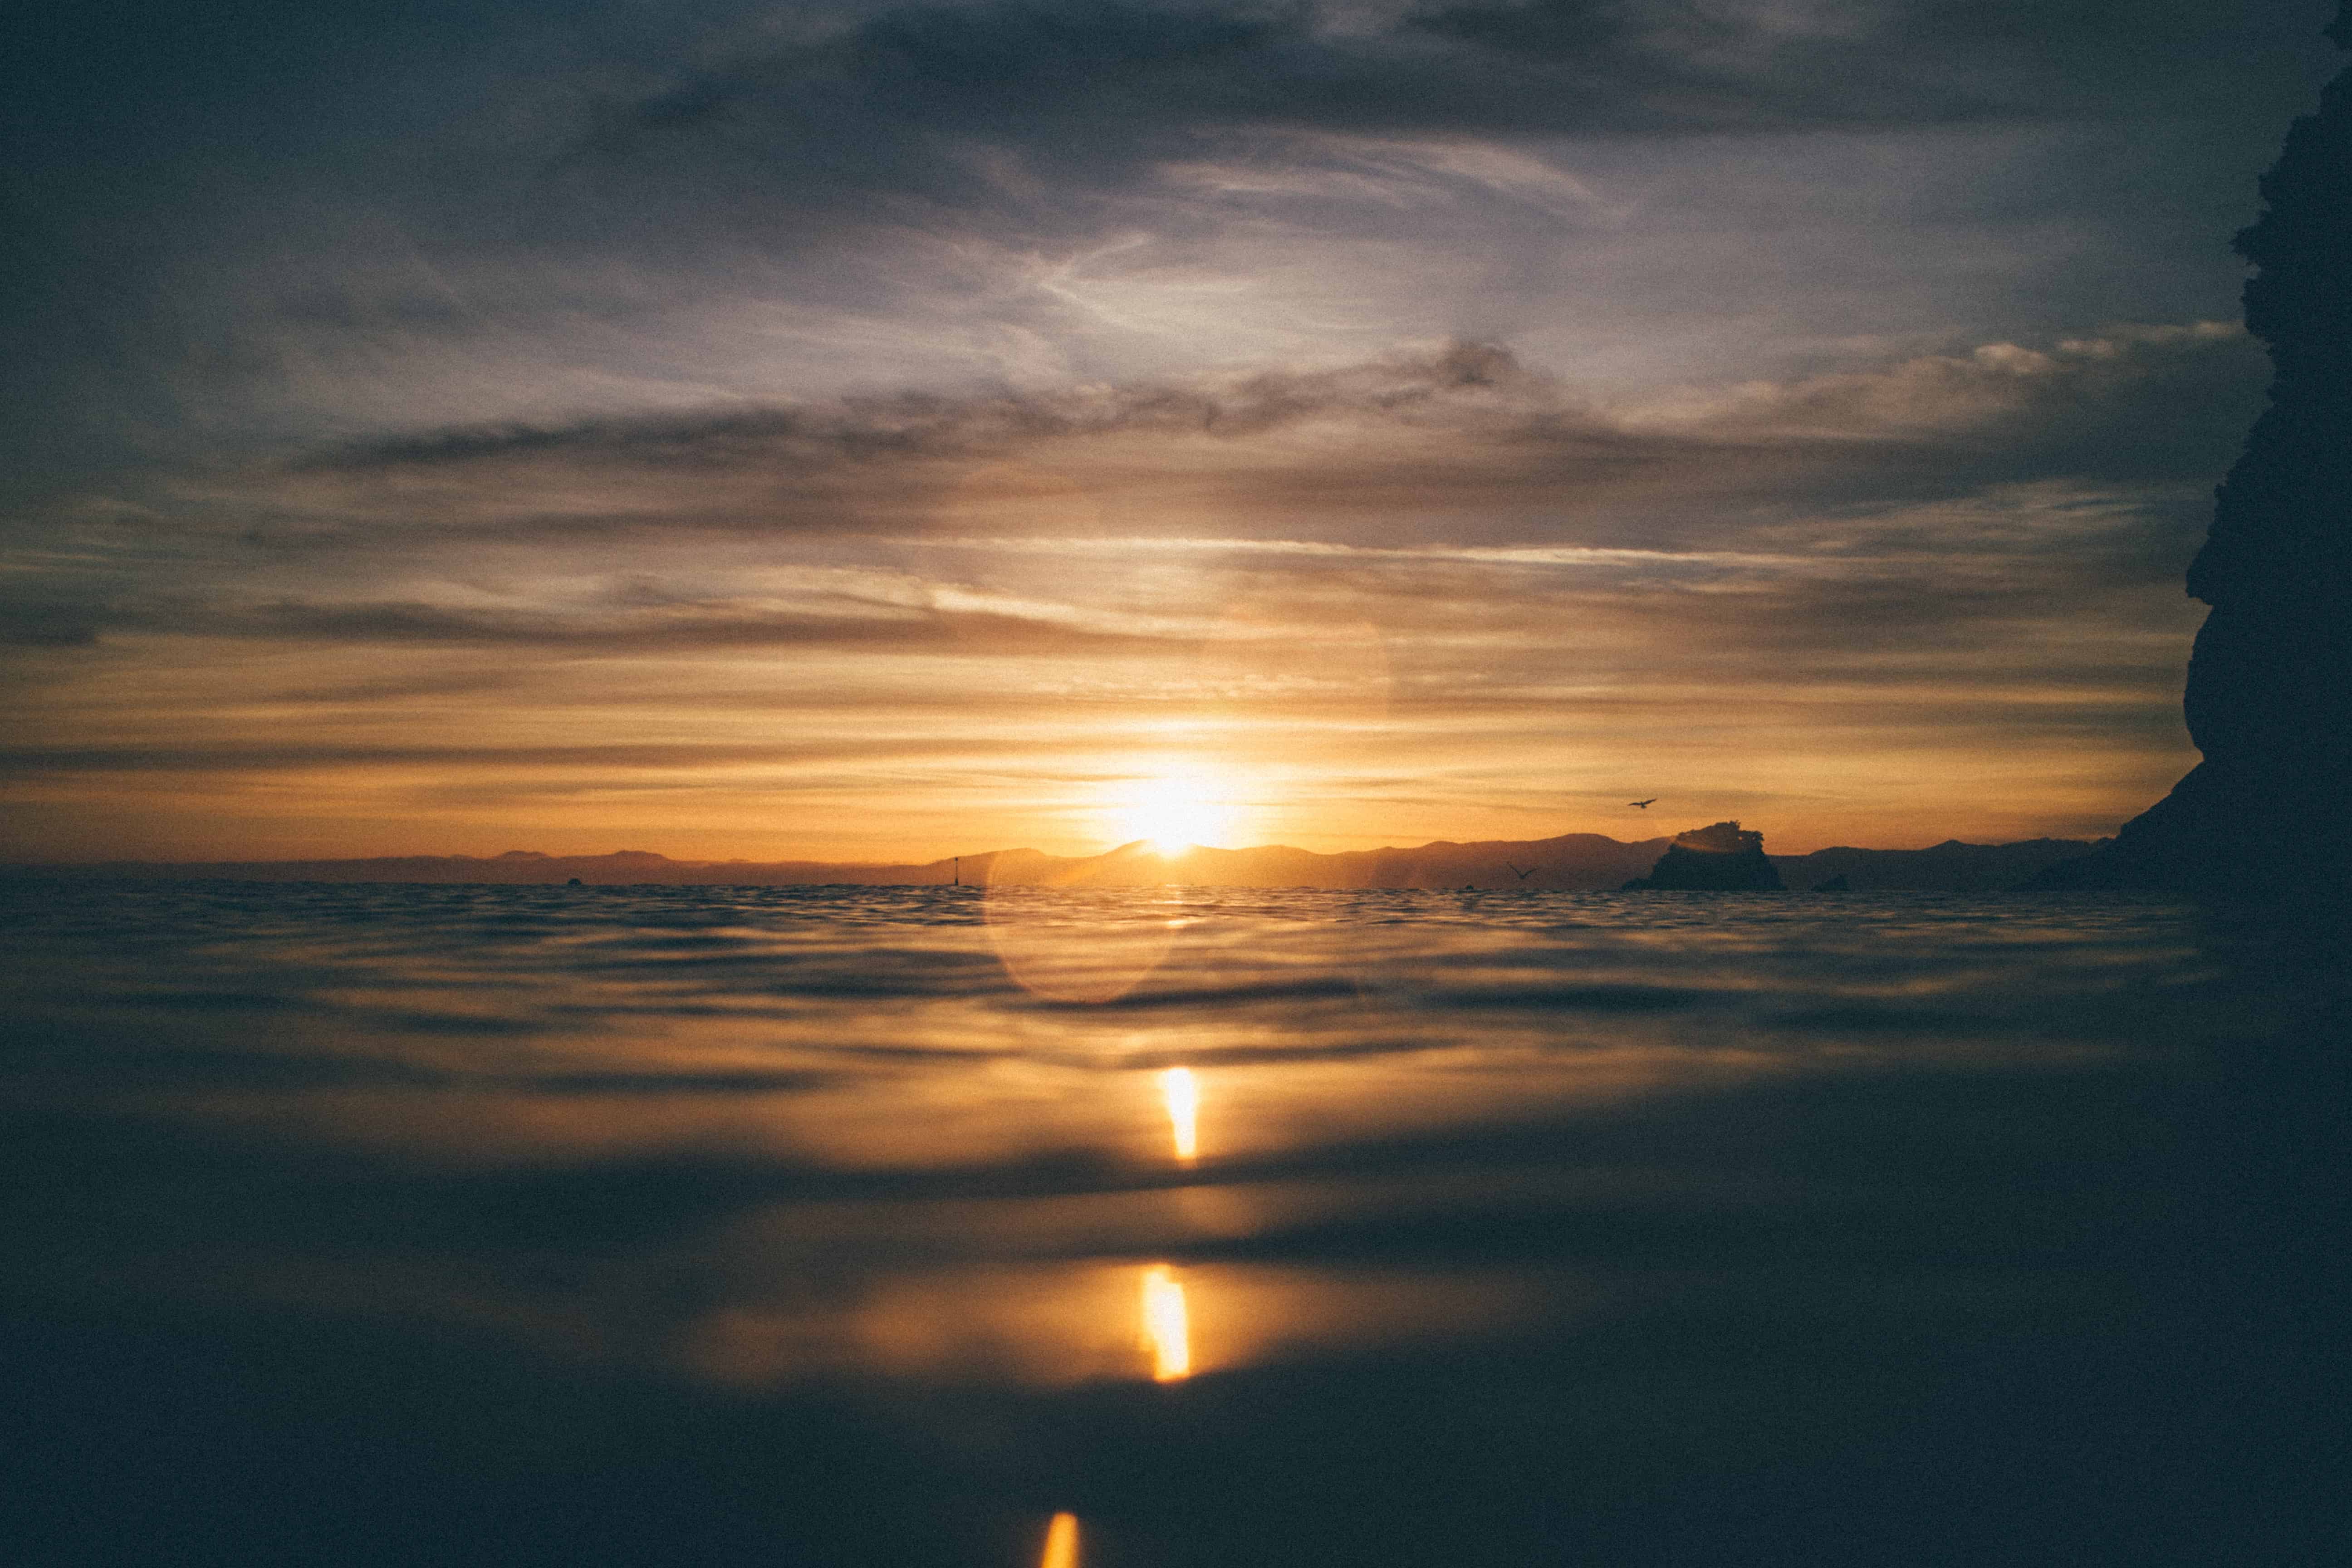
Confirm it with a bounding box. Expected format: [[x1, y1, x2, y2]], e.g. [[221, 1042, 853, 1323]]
[[3, 882, 2346, 1566]]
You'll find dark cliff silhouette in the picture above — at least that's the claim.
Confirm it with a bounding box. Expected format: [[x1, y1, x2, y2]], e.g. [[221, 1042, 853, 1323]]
[[1622, 821, 1785, 891], [2038, 7, 2352, 892]]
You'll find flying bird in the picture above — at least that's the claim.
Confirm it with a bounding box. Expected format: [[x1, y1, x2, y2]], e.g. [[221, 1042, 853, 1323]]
[[1630, 798, 1657, 809], [1507, 862, 1535, 881]]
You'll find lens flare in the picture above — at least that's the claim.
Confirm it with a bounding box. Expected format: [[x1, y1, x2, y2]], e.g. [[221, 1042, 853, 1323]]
[[1039, 1511, 1081, 1568], [1140, 1263, 1191, 1382], [1161, 1066, 1199, 1161]]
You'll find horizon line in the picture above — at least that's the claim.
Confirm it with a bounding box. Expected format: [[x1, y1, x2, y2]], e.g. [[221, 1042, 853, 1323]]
[[0, 826, 2112, 872]]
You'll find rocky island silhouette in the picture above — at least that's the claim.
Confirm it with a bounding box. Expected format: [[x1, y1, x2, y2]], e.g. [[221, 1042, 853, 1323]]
[[1621, 821, 1786, 891]]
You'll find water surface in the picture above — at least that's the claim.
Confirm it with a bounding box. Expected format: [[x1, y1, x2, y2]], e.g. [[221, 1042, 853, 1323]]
[[3, 882, 2343, 1565]]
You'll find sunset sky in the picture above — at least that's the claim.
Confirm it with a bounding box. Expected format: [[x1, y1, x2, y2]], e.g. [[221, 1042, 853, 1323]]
[[3, 1, 2339, 863]]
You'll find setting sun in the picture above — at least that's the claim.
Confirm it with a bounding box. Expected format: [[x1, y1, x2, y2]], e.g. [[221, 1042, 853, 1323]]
[[1109, 770, 1247, 856]]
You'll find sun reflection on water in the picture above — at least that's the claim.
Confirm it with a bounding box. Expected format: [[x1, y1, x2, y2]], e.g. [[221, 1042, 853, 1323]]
[[1160, 1066, 1199, 1161], [1140, 1263, 1191, 1382], [1039, 1511, 1080, 1568]]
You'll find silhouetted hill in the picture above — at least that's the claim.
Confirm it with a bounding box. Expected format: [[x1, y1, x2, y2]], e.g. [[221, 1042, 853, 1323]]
[[6, 831, 2107, 892], [1774, 838, 2106, 893], [0, 834, 1672, 890], [995, 833, 1675, 890]]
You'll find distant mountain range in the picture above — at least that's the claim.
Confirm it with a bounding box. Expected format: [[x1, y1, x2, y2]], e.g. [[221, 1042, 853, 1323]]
[[1774, 838, 2110, 893], [5, 833, 2107, 892]]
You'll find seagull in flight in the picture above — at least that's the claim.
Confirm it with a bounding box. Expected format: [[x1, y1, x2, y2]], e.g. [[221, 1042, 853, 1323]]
[[1629, 798, 1657, 809], [1507, 862, 1535, 881]]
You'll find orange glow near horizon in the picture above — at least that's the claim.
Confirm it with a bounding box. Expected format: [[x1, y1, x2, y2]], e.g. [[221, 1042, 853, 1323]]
[[1141, 1264, 1191, 1382], [0, 565, 2205, 868], [1039, 1512, 1081, 1568], [1161, 1067, 1199, 1161]]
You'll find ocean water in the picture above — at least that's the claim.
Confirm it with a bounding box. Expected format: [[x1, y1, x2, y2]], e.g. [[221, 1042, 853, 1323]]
[[3, 881, 2345, 1566]]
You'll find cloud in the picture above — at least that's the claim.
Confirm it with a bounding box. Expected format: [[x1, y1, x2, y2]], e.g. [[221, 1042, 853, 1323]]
[[208, 325, 2259, 550], [0, 738, 989, 780], [579, 0, 2319, 174], [1627, 322, 2268, 490], [305, 339, 1552, 472], [55, 585, 1229, 658], [286, 325, 2241, 489], [0, 326, 2258, 689], [4, 0, 2322, 490]]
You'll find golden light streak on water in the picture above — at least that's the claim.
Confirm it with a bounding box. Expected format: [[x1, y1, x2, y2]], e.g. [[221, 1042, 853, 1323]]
[[1039, 1511, 1081, 1568], [1161, 1066, 1198, 1161], [1140, 1263, 1191, 1381]]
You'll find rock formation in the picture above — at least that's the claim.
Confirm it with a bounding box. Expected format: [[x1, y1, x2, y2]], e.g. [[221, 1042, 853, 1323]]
[[2037, 7, 2352, 893], [1623, 822, 1785, 891]]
